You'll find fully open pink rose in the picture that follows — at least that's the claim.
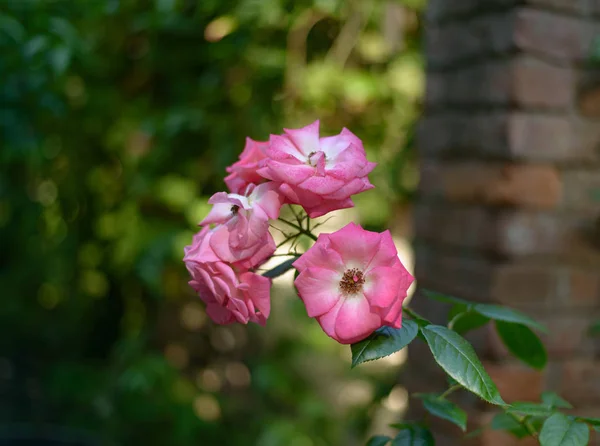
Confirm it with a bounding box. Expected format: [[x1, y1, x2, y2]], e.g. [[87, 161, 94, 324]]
[[257, 120, 376, 218], [183, 227, 271, 325], [225, 137, 269, 193], [293, 222, 414, 344], [200, 182, 281, 268]]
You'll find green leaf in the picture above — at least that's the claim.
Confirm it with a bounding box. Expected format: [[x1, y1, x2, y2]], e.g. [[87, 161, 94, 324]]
[[495, 321, 547, 370], [449, 310, 490, 335], [588, 321, 600, 336], [491, 413, 529, 439], [575, 417, 600, 432], [262, 257, 299, 279], [542, 392, 573, 409], [417, 394, 467, 431], [474, 304, 547, 333], [540, 413, 589, 446], [366, 435, 391, 446], [508, 402, 555, 417], [351, 320, 418, 368], [423, 289, 470, 306], [391, 425, 434, 446], [421, 325, 505, 406]]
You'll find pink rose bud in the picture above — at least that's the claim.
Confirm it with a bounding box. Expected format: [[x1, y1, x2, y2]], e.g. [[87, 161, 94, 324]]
[[200, 182, 282, 269], [257, 120, 376, 218], [225, 137, 269, 193], [184, 227, 271, 325], [293, 222, 414, 344]]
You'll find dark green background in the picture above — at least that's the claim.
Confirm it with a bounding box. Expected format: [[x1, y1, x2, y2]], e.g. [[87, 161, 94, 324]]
[[0, 0, 423, 444]]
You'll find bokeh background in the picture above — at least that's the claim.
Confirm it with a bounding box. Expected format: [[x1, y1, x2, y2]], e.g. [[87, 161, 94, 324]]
[[0, 1, 425, 445]]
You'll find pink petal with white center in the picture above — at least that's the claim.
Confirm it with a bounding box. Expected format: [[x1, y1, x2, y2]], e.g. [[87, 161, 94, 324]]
[[250, 182, 282, 220], [327, 222, 381, 270], [283, 120, 320, 157], [319, 128, 363, 161], [240, 272, 272, 320], [316, 298, 344, 340], [200, 202, 234, 226], [206, 303, 236, 325], [261, 159, 315, 185], [323, 177, 374, 201], [298, 174, 345, 195], [268, 134, 306, 161], [295, 267, 342, 317], [363, 266, 404, 309], [365, 231, 405, 271], [292, 236, 345, 273], [334, 296, 381, 344], [380, 297, 403, 328], [303, 197, 354, 218]]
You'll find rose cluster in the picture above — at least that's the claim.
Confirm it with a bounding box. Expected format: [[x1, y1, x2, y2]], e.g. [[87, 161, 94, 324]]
[[183, 121, 414, 344]]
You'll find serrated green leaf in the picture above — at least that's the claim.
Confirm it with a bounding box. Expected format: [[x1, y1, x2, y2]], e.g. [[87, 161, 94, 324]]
[[351, 320, 418, 367], [423, 289, 470, 306], [449, 310, 490, 335], [418, 394, 467, 431], [508, 402, 555, 417], [421, 325, 505, 406], [495, 321, 547, 370], [540, 413, 589, 446], [391, 426, 434, 446], [474, 304, 547, 333], [262, 257, 299, 279], [366, 435, 391, 446], [542, 392, 573, 409], [490, 413, 530, 439]]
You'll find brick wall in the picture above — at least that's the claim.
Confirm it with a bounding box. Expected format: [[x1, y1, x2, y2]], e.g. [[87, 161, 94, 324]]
[[413, 1, 600, 444]]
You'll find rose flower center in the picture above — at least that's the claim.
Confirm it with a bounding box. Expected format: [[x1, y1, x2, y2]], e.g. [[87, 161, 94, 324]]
[[339, 268, 365, 295], [230, 205, 240, 215]]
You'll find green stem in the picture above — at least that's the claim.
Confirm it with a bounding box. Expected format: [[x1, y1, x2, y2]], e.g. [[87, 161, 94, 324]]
[[439, 384, 462, 400], [278, 217, 318, 241], [507, 412, 538, 438]]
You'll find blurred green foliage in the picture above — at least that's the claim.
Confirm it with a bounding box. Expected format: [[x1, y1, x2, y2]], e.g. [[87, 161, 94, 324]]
[[0, 0, 423, 444]]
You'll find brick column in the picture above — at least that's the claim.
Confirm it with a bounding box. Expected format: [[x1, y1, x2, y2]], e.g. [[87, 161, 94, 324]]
[[413, 1, 600, 444]]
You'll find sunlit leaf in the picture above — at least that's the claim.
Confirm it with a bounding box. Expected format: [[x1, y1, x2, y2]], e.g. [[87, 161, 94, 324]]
[[495, 321, 547, 370], [539, 413, 589, 446], [421, 325, 505, 406], [351, 320, 418, 368]]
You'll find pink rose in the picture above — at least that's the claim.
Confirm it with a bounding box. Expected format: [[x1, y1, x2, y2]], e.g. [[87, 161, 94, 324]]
[[293, 222, 414, 344], [183, 227, 271, 325], [200, 182, 282, 268], [257, 120, 376, 218], [225, 137, 269, 193]]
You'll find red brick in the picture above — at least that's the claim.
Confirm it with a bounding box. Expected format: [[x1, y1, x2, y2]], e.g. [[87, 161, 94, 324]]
[[569, 269, 600, 306], [562, 170, 600, 210], [484, 362, 544, 403], [508, 113, 571, 161], [578, 83, 600, 117], [512, 57, 573, 108], [491, 263, 563, 306], [496, 211, 565, 256], [514, 9, 594, 61], [559, 360, 600, 405]]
